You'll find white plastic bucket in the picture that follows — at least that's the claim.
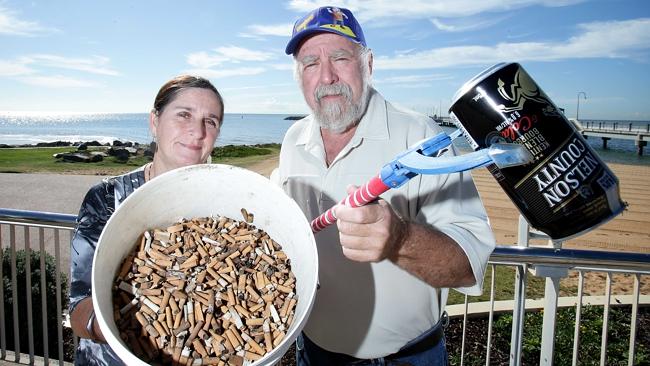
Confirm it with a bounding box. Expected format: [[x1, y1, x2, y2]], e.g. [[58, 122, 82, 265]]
[[91, 164, 319, 365]]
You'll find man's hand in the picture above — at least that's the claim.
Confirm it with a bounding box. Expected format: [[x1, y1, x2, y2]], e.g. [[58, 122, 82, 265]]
[[334, 185, 407, 262]]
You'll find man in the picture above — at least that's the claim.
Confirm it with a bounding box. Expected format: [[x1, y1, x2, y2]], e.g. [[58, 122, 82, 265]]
[[275, 6, 496, 365]]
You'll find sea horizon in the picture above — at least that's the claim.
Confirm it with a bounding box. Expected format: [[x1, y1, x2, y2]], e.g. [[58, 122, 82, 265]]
[[1, 111, 648, 166]]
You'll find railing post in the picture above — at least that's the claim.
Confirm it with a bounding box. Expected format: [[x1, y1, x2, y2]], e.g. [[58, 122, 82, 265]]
[[510, 215, 530, 366], [530, 261, 567, 366]]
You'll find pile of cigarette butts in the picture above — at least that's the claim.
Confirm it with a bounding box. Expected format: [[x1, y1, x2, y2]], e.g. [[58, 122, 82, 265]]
[[112, 209, 297, 366]]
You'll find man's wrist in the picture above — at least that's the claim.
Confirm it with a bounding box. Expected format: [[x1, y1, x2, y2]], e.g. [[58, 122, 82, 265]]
[[388, 214, 409, 261]]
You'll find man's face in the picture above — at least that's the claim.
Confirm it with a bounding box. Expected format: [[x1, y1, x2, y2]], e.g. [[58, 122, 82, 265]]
[[295, 33, 370, 133]]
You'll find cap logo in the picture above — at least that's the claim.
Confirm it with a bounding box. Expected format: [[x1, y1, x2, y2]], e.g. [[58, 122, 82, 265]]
[[323, 7, 358, 39]]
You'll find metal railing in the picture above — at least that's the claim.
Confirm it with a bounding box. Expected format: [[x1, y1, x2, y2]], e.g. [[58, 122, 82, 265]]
[[1, 208, 649, 365], [0, 208, 76, 366]]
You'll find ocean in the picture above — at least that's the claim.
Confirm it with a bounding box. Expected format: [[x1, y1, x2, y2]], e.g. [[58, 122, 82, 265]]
[[0, 112, 299, 147], [1, 112, 648, 165]]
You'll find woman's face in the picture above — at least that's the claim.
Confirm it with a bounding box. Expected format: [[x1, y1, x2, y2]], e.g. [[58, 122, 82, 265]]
[[150, 87, 222, 172]]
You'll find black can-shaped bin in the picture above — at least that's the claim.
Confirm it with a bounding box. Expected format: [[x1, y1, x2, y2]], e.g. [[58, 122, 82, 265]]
[[449, 62, 625, 240]]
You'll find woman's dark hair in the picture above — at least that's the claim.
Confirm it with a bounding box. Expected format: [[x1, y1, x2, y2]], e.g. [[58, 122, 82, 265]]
[[153, 75, 224, 118]]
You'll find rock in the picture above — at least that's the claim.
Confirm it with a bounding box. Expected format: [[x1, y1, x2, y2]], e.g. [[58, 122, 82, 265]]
[[113, 140, 124, 147], [36, 141, 72, 147], [89, 152, 104, 162], [77, 143, 88, 151], [113, 149, 130, 163], [59, 152, 92, 163]]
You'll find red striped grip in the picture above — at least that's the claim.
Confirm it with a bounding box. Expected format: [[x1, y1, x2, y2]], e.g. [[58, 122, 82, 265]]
[[310, 175, 390, 233]]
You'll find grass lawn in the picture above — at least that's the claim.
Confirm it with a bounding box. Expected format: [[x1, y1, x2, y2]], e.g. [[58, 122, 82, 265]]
[[0, 144, 280, 175], [448, 265, 550, 304]]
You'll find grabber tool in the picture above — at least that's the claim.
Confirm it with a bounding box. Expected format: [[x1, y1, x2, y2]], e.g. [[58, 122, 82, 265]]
[[310, 129, 533, 233]]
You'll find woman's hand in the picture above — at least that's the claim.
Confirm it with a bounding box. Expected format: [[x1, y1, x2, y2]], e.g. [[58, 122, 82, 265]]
[[70, 296, 106, 343]]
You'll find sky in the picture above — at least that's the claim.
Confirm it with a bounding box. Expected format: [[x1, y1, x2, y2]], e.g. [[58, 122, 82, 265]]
[[0, 0, 649, 120]]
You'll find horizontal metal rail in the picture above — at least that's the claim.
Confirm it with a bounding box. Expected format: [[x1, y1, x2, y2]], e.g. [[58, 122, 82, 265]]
[[0, 208, 76, 229], [490, 246, 650, 273]]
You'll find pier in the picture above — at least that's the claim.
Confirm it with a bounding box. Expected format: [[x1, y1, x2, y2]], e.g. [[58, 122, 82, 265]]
[[571, 119, 649, 156], [431, 116, 455, 127], [431, 117, 648, 156]]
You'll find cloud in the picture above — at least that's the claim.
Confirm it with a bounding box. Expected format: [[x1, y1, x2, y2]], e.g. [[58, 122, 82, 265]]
[[0, 54, 118, 88], [187, 46, 274, 68], [187, 51, 229, 69], [0, 59, 34, 76], [0, 5, 58, 36], [375, 73, 454, 84], [286, 0, 584, 20], [184, 67, 267, 79], [18, 75, 100, 88], [430, 14, 513, 33], [25, 54, 119, 76], [241, 23, 294, 38], [374, 18, 650, 69]]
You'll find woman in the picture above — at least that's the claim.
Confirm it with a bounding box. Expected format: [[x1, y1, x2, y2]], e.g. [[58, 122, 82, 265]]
[[69, 75, 224, 365]]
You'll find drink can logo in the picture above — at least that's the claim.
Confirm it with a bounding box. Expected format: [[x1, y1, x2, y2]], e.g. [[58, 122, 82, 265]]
[[449, 62, 625, 240]]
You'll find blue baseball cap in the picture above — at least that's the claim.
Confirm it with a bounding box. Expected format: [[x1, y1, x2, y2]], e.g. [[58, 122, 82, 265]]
[[285, 6, 366, 55]]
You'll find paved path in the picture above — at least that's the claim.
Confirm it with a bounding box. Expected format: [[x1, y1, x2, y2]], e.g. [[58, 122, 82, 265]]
[[0, 173, 109, 214], [1, 173, 111, 271]]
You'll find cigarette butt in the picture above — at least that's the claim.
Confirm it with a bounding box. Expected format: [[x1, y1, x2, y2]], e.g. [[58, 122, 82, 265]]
[[223, 329, 241, 350], [169, 296, 180, 315], [154, 257, 173, 268], [144, 323, 159, 338], [159, 289, 171, 312], [138, 265, 154, 276], [260, 253, 275, 265], [192, 338, 209, 358], [234, 304, 250, 319], [246, 337, 265, 356], [167, 223, 185, 233], [140, 302, 157, 317], [203, 312, 214, 332], [153, 319, 167, 337], [184, 320, 204, 348], [173, 320, 191, 336], [244, 350, 263, 361], [272, 331, 285, 347], [165, 306, 174, 329], [118, 281, 137, 295], [143, 296, 160, 313], [245, 318, 264, 327], [248, 303, 264, 313], [140, 288, 162, 297], [194, 301, 204, 323], [263, 320, 272, 352], [276, 284, 292, 294], [173, 307, 183, 329]]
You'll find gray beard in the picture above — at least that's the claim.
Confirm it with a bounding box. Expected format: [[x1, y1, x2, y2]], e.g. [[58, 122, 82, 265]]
[[313, 83, 371, 134]]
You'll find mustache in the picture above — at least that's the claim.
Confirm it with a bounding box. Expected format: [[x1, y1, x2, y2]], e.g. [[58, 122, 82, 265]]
[[314, 83, 352, 103]]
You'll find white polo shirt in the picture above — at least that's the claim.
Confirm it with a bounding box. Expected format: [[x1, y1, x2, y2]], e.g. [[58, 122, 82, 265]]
[[274, 90, 495, 358]]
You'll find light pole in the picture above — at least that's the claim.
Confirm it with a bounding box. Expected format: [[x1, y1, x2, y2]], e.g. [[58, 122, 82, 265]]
[[576, 91, 587, 120]]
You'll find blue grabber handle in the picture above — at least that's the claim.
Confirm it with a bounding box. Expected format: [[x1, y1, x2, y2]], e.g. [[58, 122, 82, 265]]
[[380, 129, 533, 188], [310, 129, 532, 232]]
